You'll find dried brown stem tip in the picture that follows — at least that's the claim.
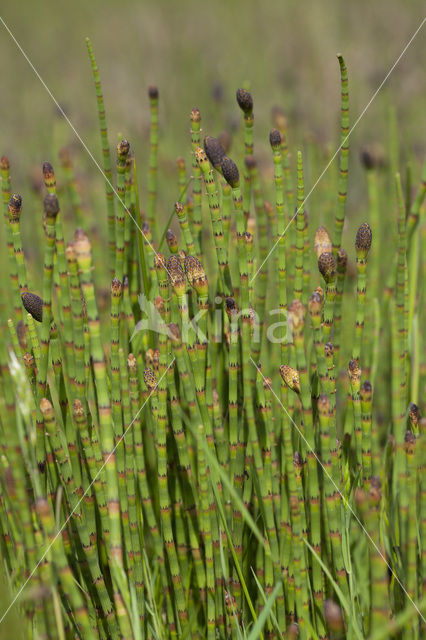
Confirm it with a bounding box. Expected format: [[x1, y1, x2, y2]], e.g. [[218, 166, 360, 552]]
[[336, 248, 348, 273], [324, 600, 344, 632], [409, 403, 421, 427], [42, 161, 56, 188], [148, 85, 159, 100], [111, 277, 122, 296], [318, 252, 336, 283], [143, 367, 157, 391], [117, 139, 130, 159], [221, 157, 240, 188], [22, 292, 43, 322], [190, 107, 201, 123], [44, 193, 60, 220], [308, 291, 322, 315], [360, 380, 372, 401], [288, 299, 305, 332], [204, 136, 226, 170], [236, 88, 253, 114], [168, 322, 181, 343], [166, 229, 178, 251], [8, 194, 23, 222], [348, 359, 361, 384], [0, 156, 10, 171], [269, 128, 282, 150], [314, 226, 332, 258], [225, 297, 239, 318], [279, 365, 301, 394], [355, 222, 372, 259]]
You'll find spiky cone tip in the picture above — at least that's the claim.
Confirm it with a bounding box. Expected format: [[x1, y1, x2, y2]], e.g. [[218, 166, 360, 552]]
[[21, 292, 43, 322], [236, 88, 253, 114], [318, 252, 336, 283], [355, 222, 372, 260], [279, 364, 301, 394], [8, 194, 23, 222], [167, 255, 186, 296], [42, 161, 56, 189], [269, 128, 281, 151], [117, 139, 130, 160], [184, 255, 208, 297], [204, 136, 226, 170], [143, 367, 158, 391], [221, 156, 240, 188]]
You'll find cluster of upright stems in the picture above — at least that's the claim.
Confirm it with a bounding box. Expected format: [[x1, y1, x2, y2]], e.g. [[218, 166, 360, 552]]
[[0, 42, 424, 640]]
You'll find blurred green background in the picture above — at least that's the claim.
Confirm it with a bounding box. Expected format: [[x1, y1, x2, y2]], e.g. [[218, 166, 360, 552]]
[[0, 0, 424, 209]]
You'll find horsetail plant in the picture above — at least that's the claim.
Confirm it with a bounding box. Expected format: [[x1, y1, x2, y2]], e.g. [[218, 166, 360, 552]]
[[0, 43, 424, 640]]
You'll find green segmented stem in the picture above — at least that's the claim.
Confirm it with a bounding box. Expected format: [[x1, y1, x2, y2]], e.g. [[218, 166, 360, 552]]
[[145, 369, 188, 630], [115, 140, 130, 282], [36, 498, 98, 639], [196, 148, 233, 296], [195, 423, 215, 638], [356, 486, 390, 635], [248, 157, 269, 356], [365, 167, 380, 299], [86, 38, 115, 276], [294, 151, 305, 301], [225, 301, 240, 491], [41, 398, 117, 633], [8, 195, 28, 296], [37, 195, 59, 468], [73, 230, 127, 593], [333, 54, 349, 256], [319, 255, 337, 345], [333, 249, 347, 358], [65, 242, 86, 403], [190, 109, 202, 256], [290, 486, 309, 640], [148, 86, 159, 240], [353, 224, 372, 364], [404, 432, 418, 615], [59, 147, 84, 227], [110, 277, 123, 441], [175, 201, 195, 255], [394, 176, 408, 491], [317, 394, 348, 599], [125, 354, 145, 620], [309, 292, 328, 394], [73, 399, 109, 540], [289, 301, 324, 622], [48, 182, 75, 391], [360, 381, 373, 488], [348, 360, 362, 469], [1, 157, 21, 320]]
